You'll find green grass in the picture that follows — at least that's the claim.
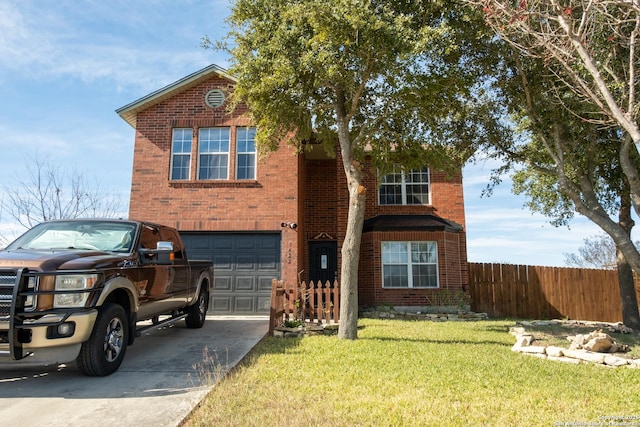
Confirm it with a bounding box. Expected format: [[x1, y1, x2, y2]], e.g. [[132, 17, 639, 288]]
[[183, 319, 640, 427]]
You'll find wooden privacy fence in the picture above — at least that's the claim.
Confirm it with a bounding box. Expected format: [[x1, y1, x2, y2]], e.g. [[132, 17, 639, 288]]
[[468, 263, 640, 322], [269, 278, 340, 335]]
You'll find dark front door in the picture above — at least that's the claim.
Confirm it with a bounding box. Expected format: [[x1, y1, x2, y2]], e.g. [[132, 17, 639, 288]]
[[309, 241, 337, 286]]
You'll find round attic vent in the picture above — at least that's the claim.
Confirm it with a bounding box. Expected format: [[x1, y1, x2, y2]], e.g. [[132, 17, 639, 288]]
[[205, 89, 225, 108]]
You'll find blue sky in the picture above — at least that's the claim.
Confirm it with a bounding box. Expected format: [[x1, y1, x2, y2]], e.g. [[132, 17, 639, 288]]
[[0, 0, 607, 266]]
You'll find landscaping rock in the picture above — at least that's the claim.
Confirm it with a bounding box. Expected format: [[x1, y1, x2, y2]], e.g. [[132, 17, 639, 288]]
[[604, 355, 629, 367], [360, 308, 488, 322], [545, 346, 565, 358], [566, 330, 630, 354], [609, 322, 634, 334], [609, 342, 631, 353], [568, 334, 586, 350], [323, 324, 339, 335], [305, 325, 325, 336], [583, 335, 613, 353], [562, 349, 606, 364], [511, 322, 639, 369], [273, 326, 306, 338], [512, 334, 535, 348]]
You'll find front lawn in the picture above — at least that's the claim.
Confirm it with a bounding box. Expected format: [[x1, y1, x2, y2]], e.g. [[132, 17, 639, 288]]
[[183, 319, 640, 427]]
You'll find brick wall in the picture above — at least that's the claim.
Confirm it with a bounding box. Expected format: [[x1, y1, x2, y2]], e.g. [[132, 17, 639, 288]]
[[301, 158, 339, 278], [334, 155, 468, 307], [128, 75, 302, 285]]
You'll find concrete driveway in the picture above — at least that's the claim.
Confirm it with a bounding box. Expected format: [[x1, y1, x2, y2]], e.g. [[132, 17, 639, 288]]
[[0, 315, 269, 427]]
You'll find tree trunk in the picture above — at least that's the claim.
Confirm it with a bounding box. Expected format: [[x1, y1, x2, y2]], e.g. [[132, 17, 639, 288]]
[[338, 179, 366, 339], [616, 191, 640, 330], [335, 108, 366, 340], [616, 253, 640, 330]]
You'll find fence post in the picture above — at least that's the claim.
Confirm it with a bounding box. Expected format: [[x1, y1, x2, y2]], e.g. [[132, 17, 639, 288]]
[[269, 278, 285, 335], [332, 279, 340, 322]]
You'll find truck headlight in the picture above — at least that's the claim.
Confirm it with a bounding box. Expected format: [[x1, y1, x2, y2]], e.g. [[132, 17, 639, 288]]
[[24, 276, 38, 311], [53, 274, 98, 308]]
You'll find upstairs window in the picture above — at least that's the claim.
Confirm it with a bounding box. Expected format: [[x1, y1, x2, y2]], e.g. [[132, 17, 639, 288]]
[[379, 166, 430, 205], [382, 241, 439, 288], [236, 127, 256, 180], [198, 127, 230, 180], [170, 128, 192, 180]]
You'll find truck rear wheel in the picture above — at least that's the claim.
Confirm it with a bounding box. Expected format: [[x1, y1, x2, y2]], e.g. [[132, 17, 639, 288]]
[[185, 286, 208, 329], [77, 303, 129, 376]]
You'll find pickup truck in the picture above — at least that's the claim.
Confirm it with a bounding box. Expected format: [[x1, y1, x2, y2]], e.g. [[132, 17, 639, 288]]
[[0, 219, 213, 376]]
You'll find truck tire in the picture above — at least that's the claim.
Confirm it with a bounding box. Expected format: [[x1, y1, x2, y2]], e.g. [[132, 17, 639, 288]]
[[185, 286, 208, 329], [76, 303, 129, 376]]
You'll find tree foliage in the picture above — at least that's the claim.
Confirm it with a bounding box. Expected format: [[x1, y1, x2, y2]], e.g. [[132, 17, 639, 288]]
[[465, 0, 640, 272], [474, 0, 640, 145], [463, 0, 640, 326], [212, 0, 506, 338]]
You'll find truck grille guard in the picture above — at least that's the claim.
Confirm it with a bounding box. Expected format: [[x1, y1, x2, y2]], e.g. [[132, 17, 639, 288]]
[[0, 268, 101, 360]]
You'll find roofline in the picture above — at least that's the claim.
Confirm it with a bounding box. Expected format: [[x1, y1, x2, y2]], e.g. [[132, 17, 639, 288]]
[[116, 64, 237, 128]]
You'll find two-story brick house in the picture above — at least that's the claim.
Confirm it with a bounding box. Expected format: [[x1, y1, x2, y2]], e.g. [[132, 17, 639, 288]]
[[117, 64, 469, 315]]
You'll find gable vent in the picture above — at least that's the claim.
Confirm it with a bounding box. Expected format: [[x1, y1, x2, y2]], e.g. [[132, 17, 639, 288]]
[[205, 89, 225, 108]]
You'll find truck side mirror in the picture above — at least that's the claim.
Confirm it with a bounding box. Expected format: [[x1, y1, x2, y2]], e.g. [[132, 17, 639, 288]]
[[138, 241, 175, 265], [156, 241, 173, 251], [155, 241, 174, 264]]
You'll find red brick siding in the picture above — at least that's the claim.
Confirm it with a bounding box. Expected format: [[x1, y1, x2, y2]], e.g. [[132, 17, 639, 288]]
[[359, 158, 466, 227], [359, 230, 468, 308], [335, 155, 469, 307], [301, 159, 340, 277], [128, 76, 302, 285]]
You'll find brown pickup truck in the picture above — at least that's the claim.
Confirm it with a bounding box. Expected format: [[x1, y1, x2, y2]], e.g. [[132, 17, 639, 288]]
[[0, 219, 213, 376]]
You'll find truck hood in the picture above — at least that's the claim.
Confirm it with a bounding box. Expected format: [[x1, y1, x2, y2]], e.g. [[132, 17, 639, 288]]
[[0, 249, 132, 271]]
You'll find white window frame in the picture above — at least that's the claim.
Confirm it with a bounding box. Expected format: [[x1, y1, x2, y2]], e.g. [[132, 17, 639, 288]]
[[170, 128, 192, 180], [235, 127, 257, 180], [381, 241, 439, 288], [379, 166, 431, 205], [198, 127, 230, 180]]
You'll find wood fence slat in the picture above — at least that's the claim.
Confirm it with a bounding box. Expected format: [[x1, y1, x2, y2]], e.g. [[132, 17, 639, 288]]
[[269, 279, 341, 334], [468, 263, 640, 322]]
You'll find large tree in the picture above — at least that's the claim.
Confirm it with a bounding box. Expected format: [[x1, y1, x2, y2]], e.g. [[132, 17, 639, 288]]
[[466, 0, 640, 277], [469, 18, 640, 326], [211, 0, 505, 338]]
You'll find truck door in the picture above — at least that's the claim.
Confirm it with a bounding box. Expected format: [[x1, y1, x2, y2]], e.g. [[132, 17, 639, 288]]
[[135, 224, 184, 320], [158, 227, 191, 304]]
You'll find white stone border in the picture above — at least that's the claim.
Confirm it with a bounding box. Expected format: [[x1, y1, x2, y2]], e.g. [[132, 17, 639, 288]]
[[510, 320, 640, 368]]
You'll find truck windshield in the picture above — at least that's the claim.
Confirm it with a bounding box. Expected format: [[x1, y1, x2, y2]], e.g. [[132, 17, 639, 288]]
[[5, 220, 138, 253]]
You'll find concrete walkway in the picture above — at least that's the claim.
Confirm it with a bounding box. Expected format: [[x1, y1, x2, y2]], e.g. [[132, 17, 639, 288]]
[[0, 315, 269, 427]]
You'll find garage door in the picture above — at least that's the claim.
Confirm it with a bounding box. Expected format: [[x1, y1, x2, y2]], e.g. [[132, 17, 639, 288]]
[[181, 232, 281, 315]]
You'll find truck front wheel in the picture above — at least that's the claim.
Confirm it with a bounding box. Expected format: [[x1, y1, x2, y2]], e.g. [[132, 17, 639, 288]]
[[76, 303, 129, 376]]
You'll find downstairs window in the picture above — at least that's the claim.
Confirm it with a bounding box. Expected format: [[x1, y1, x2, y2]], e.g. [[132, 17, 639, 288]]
[[382, 241, 439, 288]]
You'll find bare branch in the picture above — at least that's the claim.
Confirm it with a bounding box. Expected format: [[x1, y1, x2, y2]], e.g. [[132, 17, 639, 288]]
[[470, 0, 640, 143], [1, 154, 125, 233]]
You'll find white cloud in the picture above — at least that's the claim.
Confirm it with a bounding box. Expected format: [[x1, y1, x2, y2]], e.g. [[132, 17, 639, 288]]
[[0, 0, 230, 92]]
